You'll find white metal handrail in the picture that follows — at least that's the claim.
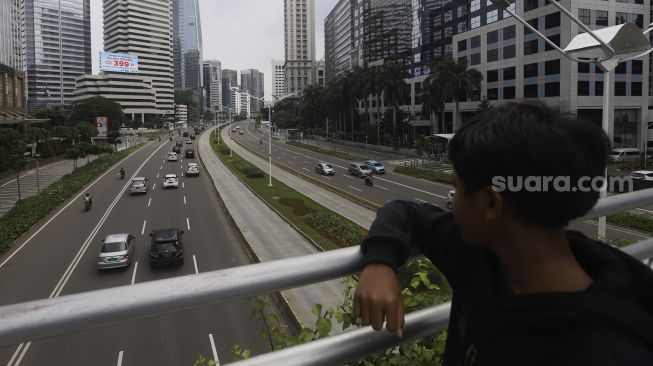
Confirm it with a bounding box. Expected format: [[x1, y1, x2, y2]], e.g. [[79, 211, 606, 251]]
[[0, 190, 652, 362]]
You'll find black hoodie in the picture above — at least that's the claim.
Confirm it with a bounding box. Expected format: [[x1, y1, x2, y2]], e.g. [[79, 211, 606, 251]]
[[361, 200, 653, 366]]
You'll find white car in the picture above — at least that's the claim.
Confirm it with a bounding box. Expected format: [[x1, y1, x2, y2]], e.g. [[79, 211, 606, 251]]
[[162, 174, 179, 189], [186, 163, 199, 176], [630, 170, 653, 181], [167, 152, 178, 161], [446, 190, 455, 209]]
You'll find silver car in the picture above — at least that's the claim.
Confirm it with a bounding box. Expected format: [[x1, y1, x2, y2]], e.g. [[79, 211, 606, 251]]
[[97, 234, 135, 270], [129, 177, 149, 194], [446, 190, 455, 209]]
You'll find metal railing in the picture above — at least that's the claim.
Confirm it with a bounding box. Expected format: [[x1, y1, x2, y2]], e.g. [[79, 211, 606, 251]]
[[2, 189, 653, 364]]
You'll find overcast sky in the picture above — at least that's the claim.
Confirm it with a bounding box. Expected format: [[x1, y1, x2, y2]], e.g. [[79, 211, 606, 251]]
[[91, 0, 338, 100]]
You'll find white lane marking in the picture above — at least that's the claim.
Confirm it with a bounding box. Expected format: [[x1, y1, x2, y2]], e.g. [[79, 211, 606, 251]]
[[376, 185, 389, 191], [414, 198, 428, 203], [186, 218, 191, 231], [117, 351, 124, 366], [182, 173, 184, 177], [7, 342, 25, 366], [182, 182, 185, 189], [582, 220, 648, 238], [322, 176, 332, 180], [148, 198, 152, 207], [141, 220, 147, 235], [208, 334, 220, 365], [152, 183, 156, 190], [181, 164, 183, 169], [375, 176, 447, 199], [131, 262, 138, 285], [184, 196, 187, 205], [160, 165, 162, 170], [0, 142, 164, 269], [636, 208, 653, 214], [193, 255, 199, 274], [10, 341, 31, 366], [347, 185, 363, 192], [342, 174, 354, 180], [302, 167, 310, 172], [287, 161, 295, 165], [48, 144, 165, 300], [157, 173, 159, 178]]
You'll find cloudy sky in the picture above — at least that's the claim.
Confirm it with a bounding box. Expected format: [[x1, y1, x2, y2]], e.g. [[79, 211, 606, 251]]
[[91, 0, 338, 100]]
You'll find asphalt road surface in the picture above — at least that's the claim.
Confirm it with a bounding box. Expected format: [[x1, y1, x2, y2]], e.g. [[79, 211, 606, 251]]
[[233, 121, 649, 242], [0, 133, 269, 366]]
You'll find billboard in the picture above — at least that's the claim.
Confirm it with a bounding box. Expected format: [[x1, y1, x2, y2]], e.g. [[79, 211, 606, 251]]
[[96, 117, 108, 137], [100, 52, 139, 73]]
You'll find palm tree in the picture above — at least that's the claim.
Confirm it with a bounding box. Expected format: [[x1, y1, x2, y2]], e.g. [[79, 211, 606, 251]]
[[421, 74, 445, 135], [435, 56, 483, 132], [381, 61, 409, 145], [302, 84, 323, 129]]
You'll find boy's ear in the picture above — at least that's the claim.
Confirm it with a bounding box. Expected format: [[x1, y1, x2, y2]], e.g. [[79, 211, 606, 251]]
[[483, 187, 503, 220]]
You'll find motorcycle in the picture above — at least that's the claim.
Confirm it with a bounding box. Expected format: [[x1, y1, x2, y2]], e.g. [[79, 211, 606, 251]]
[[120, 169, 125, 180], [84, 200, 92, 211], [364, 175, 374, 187], [259, 139, 263, 145]]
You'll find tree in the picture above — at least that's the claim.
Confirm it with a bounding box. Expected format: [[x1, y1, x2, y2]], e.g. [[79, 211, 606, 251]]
[[435, 56, 483, 132], [65, 148, 81, 171], [1, 129, 26, 201], [476, 96, 492, 115], [381, 61, 409, 146], [68, 96, 126, 131], [107, 131, 122, 151], [422, 75, 445, 135], [33, 105, 67, 127], [301, 84, 323, 130], [74, 122, 98, 143]]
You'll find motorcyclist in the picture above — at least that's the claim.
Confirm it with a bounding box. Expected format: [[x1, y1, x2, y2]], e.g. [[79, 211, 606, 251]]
[[120, 167, 125, 179], [260, 138, 263, 144], [364, 174, 373, 186], [83, 193, 92, 209]]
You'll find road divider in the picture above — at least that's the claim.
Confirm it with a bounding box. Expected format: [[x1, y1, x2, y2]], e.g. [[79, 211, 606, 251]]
[[141, 220, 147, 235], [131, 262, 138, 285], [193, 255, 198, 274]]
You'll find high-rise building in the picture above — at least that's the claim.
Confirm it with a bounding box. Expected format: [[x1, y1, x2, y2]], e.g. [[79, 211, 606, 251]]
[[241, 69, 264, 110], [271, 60, 286, 99], [361, 0, 412, 66], [104, 0, 174, 115], [324, 0, 355, 84], [23, 0, 92, 112], [229, 86, 240, 114], [73, 74, 158, 118], [222, 69, 238, 88], [202, 60, 222, 112], [315, 60, 325, 86], [451, 0, 649, 147], [173, 0, 203, 91], [222, 77, 232, 110], [284, 0, 316, 94], [0, 0, 22, 70]]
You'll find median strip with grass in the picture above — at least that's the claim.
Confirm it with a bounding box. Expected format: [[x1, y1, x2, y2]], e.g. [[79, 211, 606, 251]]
[[286, 141, 364, 162], [211, 138, 367, 251], [0, 143, 145, 255]]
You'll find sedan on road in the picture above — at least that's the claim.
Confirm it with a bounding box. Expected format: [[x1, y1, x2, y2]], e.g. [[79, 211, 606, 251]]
[[447, 190, 455, 209], [129, 177, 149, 194], [185, 149, 195, 158], [364, 160, 386, 174], [186, 139, 193, 144], [186, 163, 200, 176], [167, 152, 178, 161], [315, 163, 335, 176], [162, 174, 179, 189], [97, 234, 135, 270], [630, 170, 653, 180], [348, 163, 372, 177], [150, 229, 184, 266]]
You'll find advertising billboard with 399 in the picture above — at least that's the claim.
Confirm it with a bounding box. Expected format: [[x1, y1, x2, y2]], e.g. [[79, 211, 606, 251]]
[[100, 52, 139, 73]]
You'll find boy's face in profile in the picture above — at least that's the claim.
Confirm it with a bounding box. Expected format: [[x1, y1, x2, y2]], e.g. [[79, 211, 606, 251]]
[[452, 171, 500, 247]]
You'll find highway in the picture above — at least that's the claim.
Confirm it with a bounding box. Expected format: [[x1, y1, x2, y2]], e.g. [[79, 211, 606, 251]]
[[0, 132, 269, 366], [232, 121, 649, 242]]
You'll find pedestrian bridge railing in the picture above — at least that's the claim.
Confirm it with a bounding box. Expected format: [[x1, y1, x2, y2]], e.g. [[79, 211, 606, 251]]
[[1, 189, 653, 365]]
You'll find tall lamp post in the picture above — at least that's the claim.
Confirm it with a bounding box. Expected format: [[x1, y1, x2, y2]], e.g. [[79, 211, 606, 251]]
[[268, 105, 273, 187], [491, 0, 653, 239]]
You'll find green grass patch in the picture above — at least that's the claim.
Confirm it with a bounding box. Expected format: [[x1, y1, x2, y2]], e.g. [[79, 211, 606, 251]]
[[211, 139, 367, 251], [0, 143, 145, 255], [286, 141, 364, 162], [607, 212, 653, 236], [394, 165, 453, 185]]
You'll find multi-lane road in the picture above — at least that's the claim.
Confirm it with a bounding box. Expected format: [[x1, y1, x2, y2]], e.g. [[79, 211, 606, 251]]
[[232, 121, 649, 242], [0, 133, 268, 366]]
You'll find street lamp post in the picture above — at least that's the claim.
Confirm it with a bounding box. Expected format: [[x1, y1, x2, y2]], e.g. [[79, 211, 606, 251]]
[[268, 106, 273, 187], [492, 0, 653, 239]]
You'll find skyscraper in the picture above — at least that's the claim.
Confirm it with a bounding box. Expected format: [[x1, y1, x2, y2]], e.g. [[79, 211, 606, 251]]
[[173, 0, 203, 90], [0, 0, 22, 70], [324, 0, 354, 84], [240, 69, 264, 110], [104, 0, 174, 115], [203, 60, 222, 112], [222, 69, 238, 88], [23, 0, 92, 112], [284, 0, 316, 94], [271, 60, 285, 99]]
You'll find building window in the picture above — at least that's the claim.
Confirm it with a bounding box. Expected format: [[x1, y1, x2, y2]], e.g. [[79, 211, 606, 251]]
[[471, 36, 481, 49], [487, 49, 499, 62], [615, 82, 627, 96], [596, 11, 608, 27], [632, 82, 642, 96], [632, 60, 643, 74], [524, 18, 538, 36], [471, 0, 480, 12], [503, 2, 516, 19], [487, 10, 498, 24], [544, 34, 561, 51], [524, 39, 539, 55], [524, 63, 539, 78], [545, 12, 561, 29], [457, 22, 467, 33], [487, 30, 499, 44], [457, 40, 467, 52], [524, 84, 538, 98], [615, 62, 628, 74], [545, 82, 560, 97], [470, 53, 481, 65], [503, 25, 516, 40], [578, 81, 590, 96], [616, 12, 644, 28], [487, 70, 499, 83], [471, 16, 481, 29], [503, 86, 516, 99], [504, 45, 516, 59], [578, 62, 590, 74], [525, 0, 538, 12], [545, 59, 560, 75], [457, 5, 466, 17], [487, 88, 499, 100], [503, 67, 516, 80], [578, 9, 591, 26], [595, 81, 604, 96]]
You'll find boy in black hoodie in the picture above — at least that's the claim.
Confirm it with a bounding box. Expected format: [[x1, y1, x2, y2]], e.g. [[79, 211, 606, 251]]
[[354, 100, 653, 365]]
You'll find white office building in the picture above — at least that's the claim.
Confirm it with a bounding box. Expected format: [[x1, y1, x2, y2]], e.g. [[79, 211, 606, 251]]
[[284, 0, 316, 93], [272, 60, 286, 99], [174, 104, 188, 123], [73, 74, 157, 120]]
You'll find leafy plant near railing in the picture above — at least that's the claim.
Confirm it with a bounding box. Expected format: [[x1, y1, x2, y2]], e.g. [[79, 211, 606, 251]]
[[606, 212, 653, 236], [215, 259, 450, 365], [286, 141, 363, 162], [0, 144, 144, 255], [304, 212, 368, 247], [596, 235, 636, 248], [394, 166, 453, 185]]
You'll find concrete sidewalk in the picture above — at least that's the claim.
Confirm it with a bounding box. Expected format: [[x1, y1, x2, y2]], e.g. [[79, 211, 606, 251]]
[[199, 127, 375, 333]]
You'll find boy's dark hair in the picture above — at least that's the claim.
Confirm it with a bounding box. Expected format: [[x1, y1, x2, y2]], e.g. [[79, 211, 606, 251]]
[[449, 99, 609, 229]]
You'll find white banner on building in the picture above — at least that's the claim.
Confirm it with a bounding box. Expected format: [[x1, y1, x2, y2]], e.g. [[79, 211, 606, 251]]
[[100, 52, 139, 73], [96, 117, 108, 137]]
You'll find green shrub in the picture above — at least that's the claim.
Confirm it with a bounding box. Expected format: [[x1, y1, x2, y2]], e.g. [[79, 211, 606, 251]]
[[304, 212, 367, 247], [607, 212, 653, 235], [394, 166, 453, 185], [243, 166, 264, 178]]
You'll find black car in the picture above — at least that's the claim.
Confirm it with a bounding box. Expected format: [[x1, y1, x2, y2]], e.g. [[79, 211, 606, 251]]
[[173, 145, 181, 153], [149, 229, 184, 265], [190, 134, 196, 140], [175, 141, 183, 148], [182, 131, 189, 137], [185, 149, 195, 158]]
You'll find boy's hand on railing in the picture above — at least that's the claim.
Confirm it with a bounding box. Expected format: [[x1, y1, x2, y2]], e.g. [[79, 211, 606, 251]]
[[353, 263, 405, 338]]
